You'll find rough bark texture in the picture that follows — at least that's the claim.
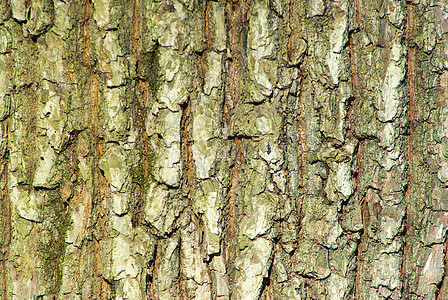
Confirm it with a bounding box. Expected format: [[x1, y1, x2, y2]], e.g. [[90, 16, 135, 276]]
[[1, 0, 448, 299]]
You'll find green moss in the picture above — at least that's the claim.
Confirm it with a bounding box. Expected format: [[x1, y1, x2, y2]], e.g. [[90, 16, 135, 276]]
[[107, 279, 118, 300], [129, 141, 156, 193], [141, 48, 161, 97], [130, 152, 155, 193], [38, 190, 71, 295]]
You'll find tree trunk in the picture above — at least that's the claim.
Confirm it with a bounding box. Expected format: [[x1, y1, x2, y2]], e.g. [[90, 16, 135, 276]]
[[0, 0, 447, 299]]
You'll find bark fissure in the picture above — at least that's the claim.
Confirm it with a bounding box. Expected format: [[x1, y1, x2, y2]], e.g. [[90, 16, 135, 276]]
[[402, 3, 413, 298], [0, 151, 10, 300]]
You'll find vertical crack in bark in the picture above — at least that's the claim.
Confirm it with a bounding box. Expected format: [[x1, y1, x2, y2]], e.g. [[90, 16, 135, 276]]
[[402, 3, 414, 297], [132, 0, 140, 53], [348, 29, 363, 300], [83, 0, 92, 67], [200, 1, 210, 97], [0, 141, 10, 300], [287, 0, 293, 59], [180, 97, 195, 204], [354, 141, 365, 300], [177, 3, 211, 294], [226, 137, 242, 260], [131, 80, 149, 228], [223, 1, 246, 279], [131, 0, 149, 228], [296, 76, 305, 227], [349, 33, 359, 106], [222, 92, 237, 252], [354, 0, 362, 30], [0, 38, 12, 297], [95, 139, 109, 298], [91, 76, 99, 139], [28, 80, 38, 184], [205, 0, 211, 52], [83, 0, 106, 293], [25, 35, 39, 183]]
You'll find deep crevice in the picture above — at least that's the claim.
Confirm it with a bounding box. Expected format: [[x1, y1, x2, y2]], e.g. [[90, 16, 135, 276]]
[[401, 3, 414, 298]]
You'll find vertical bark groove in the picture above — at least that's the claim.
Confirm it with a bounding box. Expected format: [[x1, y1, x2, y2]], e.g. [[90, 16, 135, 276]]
[[402, 3, 414, 297]]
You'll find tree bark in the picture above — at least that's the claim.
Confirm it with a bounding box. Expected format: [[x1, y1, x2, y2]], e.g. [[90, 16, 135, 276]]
[[0, 0, 447, 299]]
